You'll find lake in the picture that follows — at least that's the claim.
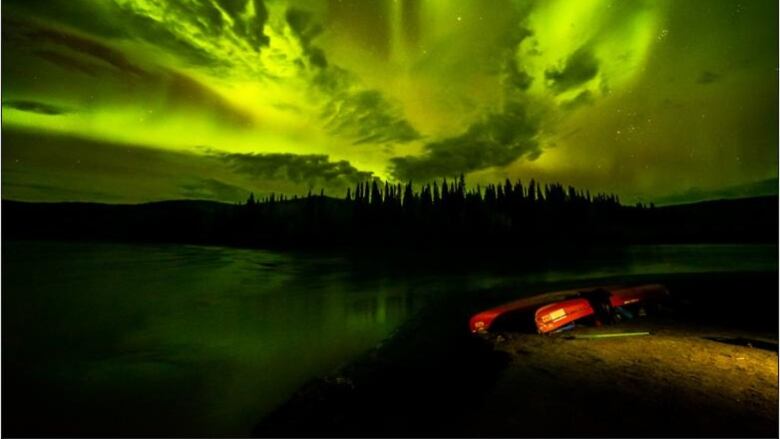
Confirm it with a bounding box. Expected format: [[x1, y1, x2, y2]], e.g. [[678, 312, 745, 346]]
[[2, 241, 776, 436]]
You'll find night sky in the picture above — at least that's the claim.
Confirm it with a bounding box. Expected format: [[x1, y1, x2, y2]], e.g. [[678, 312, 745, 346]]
[[2, 0, 777, 204]]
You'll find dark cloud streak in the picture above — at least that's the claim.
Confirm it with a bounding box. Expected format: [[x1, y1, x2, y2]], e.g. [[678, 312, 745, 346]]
[[8, 19, 257, 129], [179, 178, 250, 202], [322, 89, 421, 145], [100, 0, 271, 68], [3, 100, 73, 115], [286, 7, 421, 145], [545, 46, 600, 93], [217, 0, 270, 49], [560, 90, 595, 111], [390, 102, 540, 181], [286, 8, 327, 68], [217, 151, 374, 188], [34, 50, 102, 77], [28, 27, 148, 77]]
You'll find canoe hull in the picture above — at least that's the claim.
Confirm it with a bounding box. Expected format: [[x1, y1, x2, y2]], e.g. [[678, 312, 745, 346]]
[[469, 288, 584, 333], [535, 298, 595, 334], [609, 284, 669, 307], [469, 283, 669, 334]]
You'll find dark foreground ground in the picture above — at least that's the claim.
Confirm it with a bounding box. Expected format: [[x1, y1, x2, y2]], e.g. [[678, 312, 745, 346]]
[[255, 271, 778, 437]]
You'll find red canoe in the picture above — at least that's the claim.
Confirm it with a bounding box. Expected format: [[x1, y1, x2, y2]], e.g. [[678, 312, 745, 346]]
[[608, 284, 669, 307], [469, 288, 586, 333], [470, 283, 668, 334], [535, 298, 595, 334]]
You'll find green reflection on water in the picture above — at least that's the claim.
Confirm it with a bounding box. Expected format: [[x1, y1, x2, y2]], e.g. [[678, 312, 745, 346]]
[[3, 242, 428, 436], [2, 241, 776, 436]]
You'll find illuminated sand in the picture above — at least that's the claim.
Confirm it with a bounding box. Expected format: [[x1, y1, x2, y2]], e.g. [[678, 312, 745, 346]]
[[472, 321, 778, 436]]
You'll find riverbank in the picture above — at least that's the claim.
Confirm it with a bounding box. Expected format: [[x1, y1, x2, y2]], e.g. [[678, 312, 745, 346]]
[[254, 271, 778, 437]]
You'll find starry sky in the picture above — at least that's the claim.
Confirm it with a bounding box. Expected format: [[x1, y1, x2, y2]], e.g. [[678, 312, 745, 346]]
[[2, 0, 777, 204]]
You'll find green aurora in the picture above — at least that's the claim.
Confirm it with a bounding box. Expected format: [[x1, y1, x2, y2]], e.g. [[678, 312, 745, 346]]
[[2, 0, 777, 204]]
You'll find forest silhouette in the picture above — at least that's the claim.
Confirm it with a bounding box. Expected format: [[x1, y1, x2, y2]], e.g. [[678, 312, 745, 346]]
[[238, 176, 624, 248], [3, 176, 777, 250]]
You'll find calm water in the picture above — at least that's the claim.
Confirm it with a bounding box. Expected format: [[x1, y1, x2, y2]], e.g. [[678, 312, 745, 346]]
[[3, 241, 776, 436]]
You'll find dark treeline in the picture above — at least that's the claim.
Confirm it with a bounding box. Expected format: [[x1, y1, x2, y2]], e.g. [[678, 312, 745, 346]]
[[225, 176, 772, 249], [239, 176, 625, 247], [3, 176, 776, 250], [345, 176, 622, 210]]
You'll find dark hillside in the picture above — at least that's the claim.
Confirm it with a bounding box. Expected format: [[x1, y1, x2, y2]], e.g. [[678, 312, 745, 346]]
[[3, 193, 777, 249]]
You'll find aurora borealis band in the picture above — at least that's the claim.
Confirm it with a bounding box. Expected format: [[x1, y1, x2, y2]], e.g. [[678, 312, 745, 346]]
[[2, 0, 777, 204]]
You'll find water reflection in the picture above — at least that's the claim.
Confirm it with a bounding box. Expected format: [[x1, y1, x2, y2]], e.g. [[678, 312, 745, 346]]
[[2, 241, 776, 436]]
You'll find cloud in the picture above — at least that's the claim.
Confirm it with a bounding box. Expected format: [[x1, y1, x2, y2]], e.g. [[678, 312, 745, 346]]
[[217, 151, 375, 188], [390, 101, 540, 181], [4, 18, 151, 78], [179, 178, 251, 202], [216, 0, 270, 49], [7, 20, 257, 129], [321, 89, 421, 145], [6, 0, 271, 70], [3, 100, 73, 115], [503, 26, 535, 91], [164, 71, 255, 128], [545, 46, 600, 93], [108, 0, 270, 70], [34, 50, 102, 77], [285, 7, 421, 145], [506, 60, 534, 91], [286, 7, 327, 68], [2, 0, 131, 39], [118, 13, 222, 68], [560, 90, 595, 111], [27, 25, 148, 77], [697, 70, 720, 85], [313, 69, 421, 147], [2, 127, 235, 203], [388, 14, 547, 182]]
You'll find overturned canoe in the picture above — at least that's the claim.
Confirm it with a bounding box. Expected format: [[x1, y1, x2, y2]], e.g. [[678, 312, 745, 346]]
[[535, 298, 595, 334], [469, 288, 585, 333], [608, 284, 669, 307], [469, 283, 669, 334]]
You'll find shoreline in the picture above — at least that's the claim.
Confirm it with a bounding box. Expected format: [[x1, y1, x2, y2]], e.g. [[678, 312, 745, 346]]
[[254, 271, 779, 437]]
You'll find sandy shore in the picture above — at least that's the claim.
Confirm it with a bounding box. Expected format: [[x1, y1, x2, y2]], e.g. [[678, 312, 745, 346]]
[[254, 271, 778, 437], [471, 320, 777, 437]]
